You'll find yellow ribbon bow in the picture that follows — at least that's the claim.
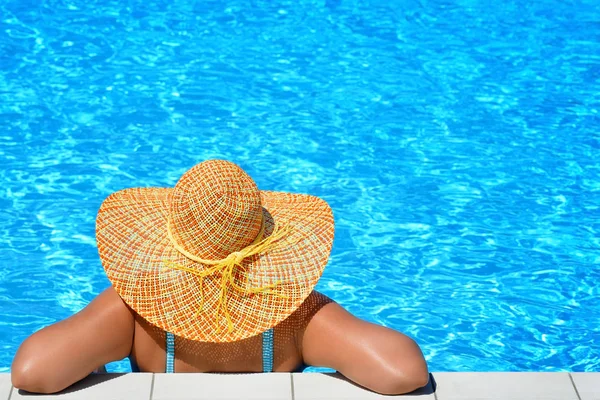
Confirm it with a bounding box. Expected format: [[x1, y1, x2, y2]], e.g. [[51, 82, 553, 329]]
[[163, 219, 291, 333]]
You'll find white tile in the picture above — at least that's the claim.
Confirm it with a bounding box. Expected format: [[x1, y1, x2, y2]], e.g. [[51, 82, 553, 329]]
[[435, 372, 578, 400], [0, 374, 12, 400], [152, 373, 292, 400], [292, 372, 435, 400], [571, 373, 600, 400], [11, 373, 152, 400]]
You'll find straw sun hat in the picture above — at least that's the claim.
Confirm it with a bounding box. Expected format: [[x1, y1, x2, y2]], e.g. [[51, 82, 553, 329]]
[[96, 159, 334, 343]]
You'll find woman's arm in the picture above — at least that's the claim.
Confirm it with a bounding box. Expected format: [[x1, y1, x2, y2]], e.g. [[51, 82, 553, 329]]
[[11, 286, 135, 394], [301, 301, 429, 395]]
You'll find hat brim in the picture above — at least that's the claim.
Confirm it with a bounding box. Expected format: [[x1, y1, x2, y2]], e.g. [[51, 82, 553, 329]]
[[96, 188, 334, 342]]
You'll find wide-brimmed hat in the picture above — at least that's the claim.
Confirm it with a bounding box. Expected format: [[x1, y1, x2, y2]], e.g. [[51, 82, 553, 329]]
[[96, 159, 334, 342]]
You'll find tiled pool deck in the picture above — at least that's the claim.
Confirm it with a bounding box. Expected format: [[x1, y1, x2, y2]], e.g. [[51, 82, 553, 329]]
[[1, 372, 598, 399]]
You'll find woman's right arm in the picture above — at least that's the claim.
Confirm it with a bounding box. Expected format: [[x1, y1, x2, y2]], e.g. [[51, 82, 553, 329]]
[[11, 286, 134, 394]]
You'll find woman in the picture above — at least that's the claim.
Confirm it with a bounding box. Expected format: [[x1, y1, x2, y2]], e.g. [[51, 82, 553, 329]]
[[11, 160, 429, 395]]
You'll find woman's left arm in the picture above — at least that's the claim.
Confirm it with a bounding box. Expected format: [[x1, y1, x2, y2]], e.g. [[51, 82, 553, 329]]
[[11, 287, 134, 394], [300, 300, 429, 395]]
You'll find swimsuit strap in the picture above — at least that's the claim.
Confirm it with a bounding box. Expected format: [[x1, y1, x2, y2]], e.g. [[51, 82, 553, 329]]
[[166, 331, 175, 373], [262, 328, 274, 373], [164, 328, 274, 373]]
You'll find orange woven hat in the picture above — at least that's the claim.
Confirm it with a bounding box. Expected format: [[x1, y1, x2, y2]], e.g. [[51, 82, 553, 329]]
[[96, 159, 334, 343]]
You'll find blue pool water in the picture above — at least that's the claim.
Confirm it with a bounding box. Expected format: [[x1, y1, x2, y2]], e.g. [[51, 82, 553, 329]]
[[1, 0, 599, 373]]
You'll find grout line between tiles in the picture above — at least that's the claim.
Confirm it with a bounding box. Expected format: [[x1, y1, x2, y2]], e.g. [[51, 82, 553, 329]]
[[568, 373, 582, 400], [290, 373, 295, 400], [149, 373, 156, 400], [7, 385, 13, 400]]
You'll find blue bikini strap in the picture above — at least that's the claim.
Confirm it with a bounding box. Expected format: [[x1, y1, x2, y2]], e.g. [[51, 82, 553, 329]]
[[262, 328, 274, 373], [165, 328, 273, 373], [166, 331, 175, 373]]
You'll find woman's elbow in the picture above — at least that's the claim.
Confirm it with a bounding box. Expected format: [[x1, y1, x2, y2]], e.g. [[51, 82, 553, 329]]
[[12, 362, 49, 394], [370, 349, 430, 395], [11, 367, 66, 394], [12, 346, 61, 394], [374, 367, 430, 395]]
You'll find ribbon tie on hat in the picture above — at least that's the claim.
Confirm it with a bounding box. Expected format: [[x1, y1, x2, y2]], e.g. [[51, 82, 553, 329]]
[[163, 218, 291, 333]]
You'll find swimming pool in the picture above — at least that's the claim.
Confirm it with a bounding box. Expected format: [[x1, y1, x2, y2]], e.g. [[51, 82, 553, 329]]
[[1, 0, 599, 373]]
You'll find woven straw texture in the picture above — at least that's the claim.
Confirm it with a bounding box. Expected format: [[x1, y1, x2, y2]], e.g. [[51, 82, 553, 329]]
[[96, 160, 334, 342]]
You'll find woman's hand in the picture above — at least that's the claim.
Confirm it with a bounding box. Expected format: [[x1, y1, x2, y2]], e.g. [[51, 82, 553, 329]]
[[93, 365, 108, 374]]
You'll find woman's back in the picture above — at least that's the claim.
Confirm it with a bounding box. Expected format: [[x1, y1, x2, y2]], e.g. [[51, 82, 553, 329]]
[[130, 291, 332, 373]]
